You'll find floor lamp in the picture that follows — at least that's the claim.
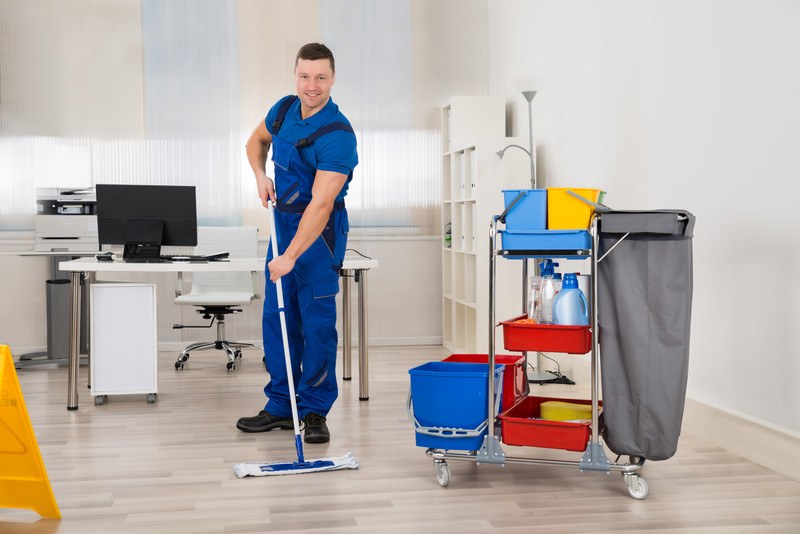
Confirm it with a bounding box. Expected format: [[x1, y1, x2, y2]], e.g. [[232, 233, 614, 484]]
[[497, 90, 573, 385]]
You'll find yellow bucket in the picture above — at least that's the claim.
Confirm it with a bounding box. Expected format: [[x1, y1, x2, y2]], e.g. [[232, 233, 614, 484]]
[[547, 188, 605, 230]]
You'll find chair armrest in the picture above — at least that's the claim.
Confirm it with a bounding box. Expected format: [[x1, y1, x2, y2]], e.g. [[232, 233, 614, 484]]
[[250, 271, 261, 300], [175, 271, 189, 298]]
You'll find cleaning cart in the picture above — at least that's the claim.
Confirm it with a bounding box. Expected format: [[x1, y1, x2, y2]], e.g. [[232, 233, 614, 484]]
[[418, 190, 695, 500]]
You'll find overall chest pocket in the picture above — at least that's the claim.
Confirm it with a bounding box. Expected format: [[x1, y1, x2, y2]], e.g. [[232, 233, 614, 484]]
[[271, 136, 293, 171]]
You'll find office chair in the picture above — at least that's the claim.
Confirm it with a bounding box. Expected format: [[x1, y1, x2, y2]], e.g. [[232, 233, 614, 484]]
[[173, 226, 260, 371]]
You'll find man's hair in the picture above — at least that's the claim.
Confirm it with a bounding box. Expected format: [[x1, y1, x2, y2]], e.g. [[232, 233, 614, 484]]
[[295, 43, 335, 73]]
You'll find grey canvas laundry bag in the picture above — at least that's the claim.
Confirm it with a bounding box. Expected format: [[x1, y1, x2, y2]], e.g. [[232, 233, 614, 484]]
[[597, 209, 695, 461]]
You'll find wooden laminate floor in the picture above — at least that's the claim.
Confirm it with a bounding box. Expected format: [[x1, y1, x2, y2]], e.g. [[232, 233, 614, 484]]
[[3, 346, 800, 533]]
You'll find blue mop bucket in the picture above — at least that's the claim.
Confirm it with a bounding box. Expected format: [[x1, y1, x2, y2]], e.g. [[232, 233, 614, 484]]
[[408, 362, 503, 451]]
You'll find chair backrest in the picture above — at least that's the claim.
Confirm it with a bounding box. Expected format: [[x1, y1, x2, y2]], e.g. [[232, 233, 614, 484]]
[[187, 226, 258, 296]]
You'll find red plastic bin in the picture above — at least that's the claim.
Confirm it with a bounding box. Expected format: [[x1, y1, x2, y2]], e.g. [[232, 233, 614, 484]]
[[498, 396, 600, 452], [442, 353, 527, 412], [500, 315, 592, 354]]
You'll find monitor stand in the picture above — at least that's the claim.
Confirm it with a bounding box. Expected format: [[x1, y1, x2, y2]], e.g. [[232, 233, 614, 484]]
[[122, 219, 164, 261], [123, 242, 162, 261]]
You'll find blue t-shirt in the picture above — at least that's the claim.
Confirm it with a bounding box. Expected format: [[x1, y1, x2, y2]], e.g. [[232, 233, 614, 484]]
[[265, 95, 358, 201]]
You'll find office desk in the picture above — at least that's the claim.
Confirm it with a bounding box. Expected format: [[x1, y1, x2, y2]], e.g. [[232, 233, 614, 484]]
[[59, 255, 378, 410]]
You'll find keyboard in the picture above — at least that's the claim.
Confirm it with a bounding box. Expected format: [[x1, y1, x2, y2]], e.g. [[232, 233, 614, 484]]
[[123, 252, 229, 263], [124, 257, 173, 263], [161, 252, 229, 262]]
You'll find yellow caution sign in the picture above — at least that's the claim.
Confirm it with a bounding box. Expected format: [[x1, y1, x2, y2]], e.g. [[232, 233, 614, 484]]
[[0, 345, 61, 519]]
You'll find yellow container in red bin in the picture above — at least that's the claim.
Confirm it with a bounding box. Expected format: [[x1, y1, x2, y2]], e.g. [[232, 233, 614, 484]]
[[547, 188, 605, 229]]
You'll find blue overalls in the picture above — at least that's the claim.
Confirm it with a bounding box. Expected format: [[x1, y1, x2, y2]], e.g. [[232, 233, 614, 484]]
[[262, 96, 354, 420]]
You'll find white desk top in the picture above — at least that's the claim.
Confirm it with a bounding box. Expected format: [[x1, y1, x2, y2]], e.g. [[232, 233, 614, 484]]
[[59, 255, 378, 273], [20, 251, 100, 257]]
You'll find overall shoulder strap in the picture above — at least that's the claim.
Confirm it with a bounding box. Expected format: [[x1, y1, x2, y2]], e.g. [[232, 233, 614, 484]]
[[270, 95, 299, 134], [294, 122, 355, 148]]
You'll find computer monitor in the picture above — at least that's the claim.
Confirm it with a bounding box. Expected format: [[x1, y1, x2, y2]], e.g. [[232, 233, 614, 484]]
[[96, 184, 197, 261]]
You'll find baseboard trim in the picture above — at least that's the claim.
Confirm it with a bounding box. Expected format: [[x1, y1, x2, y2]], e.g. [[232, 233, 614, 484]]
[[13, 338, 447, 354], [157, 337, 443, 353], [683, 398, 800, 482]]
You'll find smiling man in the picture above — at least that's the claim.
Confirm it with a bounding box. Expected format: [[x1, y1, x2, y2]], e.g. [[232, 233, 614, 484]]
[[240, 43, 358, 444]]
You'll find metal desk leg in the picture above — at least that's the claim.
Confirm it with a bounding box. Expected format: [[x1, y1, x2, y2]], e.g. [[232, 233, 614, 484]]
[[67, 270, 82, 410], [341, 270, 352, 381], [356, 269, 369, 401]]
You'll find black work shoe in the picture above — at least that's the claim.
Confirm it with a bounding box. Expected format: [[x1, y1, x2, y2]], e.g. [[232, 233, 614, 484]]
[[302, 412, 330, 443], [236, 410, 293, 433]]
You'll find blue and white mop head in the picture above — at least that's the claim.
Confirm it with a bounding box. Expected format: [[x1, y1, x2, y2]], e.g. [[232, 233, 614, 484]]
[[233, 452, 358, 478]]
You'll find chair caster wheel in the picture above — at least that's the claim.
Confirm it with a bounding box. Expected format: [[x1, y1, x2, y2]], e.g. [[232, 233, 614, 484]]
[[226, 361, 236, 371], [175, 361, 184, 370], [234, 349, 242, 359]]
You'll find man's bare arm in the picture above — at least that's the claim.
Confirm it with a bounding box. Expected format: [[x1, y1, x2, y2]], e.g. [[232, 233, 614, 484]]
[[245, 120, 275, 206]]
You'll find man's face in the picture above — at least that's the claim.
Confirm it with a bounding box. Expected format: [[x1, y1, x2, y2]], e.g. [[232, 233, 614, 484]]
[[295, 58, 335, 115]]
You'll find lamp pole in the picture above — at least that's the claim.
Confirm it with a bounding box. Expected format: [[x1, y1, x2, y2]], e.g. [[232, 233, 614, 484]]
[[522, 90, 537, 188]]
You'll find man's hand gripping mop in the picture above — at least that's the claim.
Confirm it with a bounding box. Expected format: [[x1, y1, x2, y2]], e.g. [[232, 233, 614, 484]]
[[233, 201, 358, 477]]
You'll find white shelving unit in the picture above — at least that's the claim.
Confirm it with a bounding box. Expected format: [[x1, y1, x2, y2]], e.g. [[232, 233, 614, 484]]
[[441, 97, 532, 354]]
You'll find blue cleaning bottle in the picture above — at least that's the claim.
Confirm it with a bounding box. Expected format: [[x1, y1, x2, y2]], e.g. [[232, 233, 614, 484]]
[[552, 273, 589, 326]]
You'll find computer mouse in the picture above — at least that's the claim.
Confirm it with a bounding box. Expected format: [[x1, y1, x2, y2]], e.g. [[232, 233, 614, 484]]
[[96, 252, 116, 262]]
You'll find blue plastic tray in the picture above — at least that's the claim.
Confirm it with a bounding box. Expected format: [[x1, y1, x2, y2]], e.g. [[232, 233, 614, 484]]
[[499, 229, 591, 252]]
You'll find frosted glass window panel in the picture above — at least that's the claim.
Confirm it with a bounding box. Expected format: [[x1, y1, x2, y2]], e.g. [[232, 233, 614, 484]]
[[141, 0, 242, 227], [141, 0, 239, 138]]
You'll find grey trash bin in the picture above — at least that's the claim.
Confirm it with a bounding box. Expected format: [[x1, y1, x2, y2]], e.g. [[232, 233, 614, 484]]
[[46, 279, 71, 360], [597, 210, 695, 461]]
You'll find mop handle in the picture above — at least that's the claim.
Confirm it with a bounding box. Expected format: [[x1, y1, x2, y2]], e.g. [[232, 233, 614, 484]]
[[267, 202, 304, 462]]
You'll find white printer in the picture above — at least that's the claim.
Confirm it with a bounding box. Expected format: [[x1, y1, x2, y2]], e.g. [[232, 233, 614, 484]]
[[35, 187, 99, 252]]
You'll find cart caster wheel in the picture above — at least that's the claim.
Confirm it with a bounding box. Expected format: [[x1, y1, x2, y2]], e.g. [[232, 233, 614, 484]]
[[434, 461, 450, 487], [234, 350, 242, 360], [175, 361, 184, 370], [226, 361, 235, 371], [625, 475, 649, 500], [94, 395, 107, 406], [146, 393, 157, 404]]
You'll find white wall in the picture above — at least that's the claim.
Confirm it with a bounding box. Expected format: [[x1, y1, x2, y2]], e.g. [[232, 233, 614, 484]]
[[489, 0, 800, 434]]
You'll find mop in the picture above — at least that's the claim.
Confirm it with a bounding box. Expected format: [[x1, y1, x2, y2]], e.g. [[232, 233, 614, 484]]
[[234, 201, 358, 478]]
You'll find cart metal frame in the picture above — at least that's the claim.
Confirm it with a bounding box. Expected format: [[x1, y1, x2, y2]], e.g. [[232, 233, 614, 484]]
[[425, 213, 650, 499]]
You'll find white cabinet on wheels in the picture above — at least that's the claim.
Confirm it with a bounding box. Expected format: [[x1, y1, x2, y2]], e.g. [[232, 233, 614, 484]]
[[90, 283, 158, 404]]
